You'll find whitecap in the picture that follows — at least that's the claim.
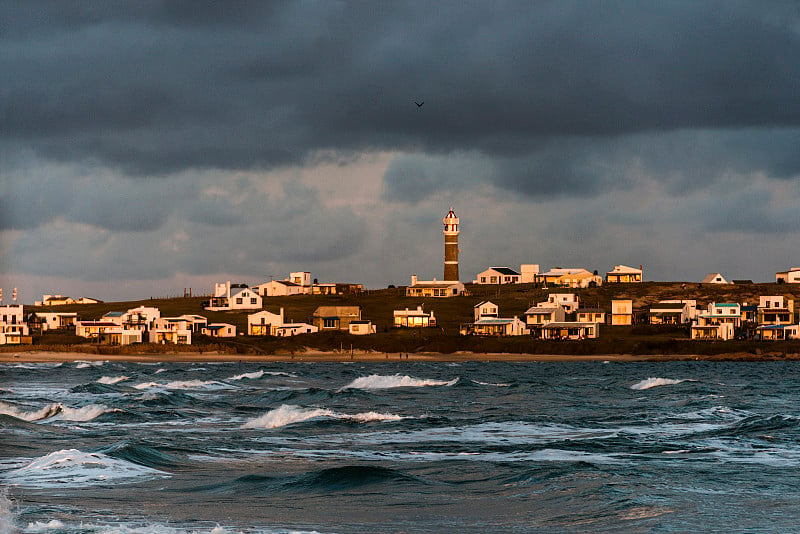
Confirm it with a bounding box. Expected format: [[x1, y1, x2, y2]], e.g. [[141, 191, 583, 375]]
[[228, 370, 265, 381], [630, 377, 685, 390], [0, 401, 62, 421], [341, 374, 458, 390], [6, 449, 169, 488], [0, 401, 116, 422], [26, 519, 65, 532], [133, 380, 228, 390], [98, 375, 130, 385], [58, 404, 118, 422], [471, 380, 510, 387], [76, 360, 105, 368], [0, 490, 16, 534], [242, 404, 404, 429]]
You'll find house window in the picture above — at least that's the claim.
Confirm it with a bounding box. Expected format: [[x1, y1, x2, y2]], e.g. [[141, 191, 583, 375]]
[[251, 298, 257, 305], [236, 298, 243, 304], [490, 276, 497, 284], [480, 277, 486, 283], [323, 318, 337, 328]]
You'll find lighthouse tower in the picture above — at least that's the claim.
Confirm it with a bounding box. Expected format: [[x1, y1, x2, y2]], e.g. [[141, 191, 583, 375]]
[[443, 207, 460, 281]]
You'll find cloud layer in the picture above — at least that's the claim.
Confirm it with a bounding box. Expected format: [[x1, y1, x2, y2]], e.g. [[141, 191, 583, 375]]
[[2, 2, 800, 300]]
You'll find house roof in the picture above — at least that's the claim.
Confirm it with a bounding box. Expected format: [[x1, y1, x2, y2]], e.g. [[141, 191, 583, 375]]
[[606, 265, 642, 274], [702, 273, 728, 283], [524, 307, 559, 314], [577, 308, 605, 313], [473, 318, 517, 325], [542, 322, 597, 328], [488, 267, 521, 276], [104, 311, 125, 317], [650, 303, 686, 311]]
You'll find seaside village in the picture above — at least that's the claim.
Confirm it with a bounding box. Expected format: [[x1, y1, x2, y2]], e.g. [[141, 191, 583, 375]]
[[3, 208, 800, 347]]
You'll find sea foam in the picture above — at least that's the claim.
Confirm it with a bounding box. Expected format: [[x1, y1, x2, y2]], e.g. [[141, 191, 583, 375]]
[[0, 490, 16, 534], [242, 404, 404, 429], [98, 375, 131, 385], [342, 374, 458, 390], [6, 449, 168, 488], [133, 380, 227, 390], [631, 377, 685, 390], [0, 401, 116, 422]]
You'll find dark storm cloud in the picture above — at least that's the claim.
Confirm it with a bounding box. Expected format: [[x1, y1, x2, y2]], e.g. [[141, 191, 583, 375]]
[[3, 1, 800, 180]]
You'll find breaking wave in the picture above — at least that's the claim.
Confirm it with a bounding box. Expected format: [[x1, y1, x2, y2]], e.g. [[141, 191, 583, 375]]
[[98, 375, 131, 385], [76, 361, 105, 368], [242, 404, 404, 429], [0, 401, 116, 422], [0, 490, 16, 534], [228, 370, 295, 380], [133, 380, 228, 390], [5, 449, 169, 488], [631, 377, 685, 390], [342, 374, 459, 390]]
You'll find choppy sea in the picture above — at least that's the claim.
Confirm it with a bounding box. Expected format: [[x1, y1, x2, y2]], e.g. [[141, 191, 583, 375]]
[[2, 360, 800, 533]]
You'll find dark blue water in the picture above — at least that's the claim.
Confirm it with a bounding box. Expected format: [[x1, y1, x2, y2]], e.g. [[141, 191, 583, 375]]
[[2, 360, 800, 533]]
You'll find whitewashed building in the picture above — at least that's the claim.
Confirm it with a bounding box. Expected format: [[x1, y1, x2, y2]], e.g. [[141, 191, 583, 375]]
[[31, 312, 78, 331], [206, 282, 262, 311], [606, 265, 643, 283], [349, 320, 377, 335], [0, 305, 29, 345], [274, 323, 318, 336], [393, 306, 436, 328], [702, 273, 730, 284], [75, 321, 142, 345], [776, 267, 800, 284], [474, 267, 521, 285], [149, 317, 194, 345], [610, 300, 633, 325], [248, 309, 285, 336], [202, 323, 237, 337], [405, 276, 465, 298]]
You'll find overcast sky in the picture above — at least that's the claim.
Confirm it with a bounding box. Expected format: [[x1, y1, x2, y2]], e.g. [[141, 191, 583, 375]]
[[2, 1, 800, 303]]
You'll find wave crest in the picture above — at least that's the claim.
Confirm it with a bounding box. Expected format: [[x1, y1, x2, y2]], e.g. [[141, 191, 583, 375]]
[[98, 375, 130, 385], [0, 401, 116, 422], [6, 449, 168, 488], [342, 374, 458, 390], [631, 377, 684, 390], [243, 404, 404, 429]]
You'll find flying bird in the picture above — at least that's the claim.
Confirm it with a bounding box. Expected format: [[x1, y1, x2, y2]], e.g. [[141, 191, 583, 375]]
[[414, 101, 424, 107]]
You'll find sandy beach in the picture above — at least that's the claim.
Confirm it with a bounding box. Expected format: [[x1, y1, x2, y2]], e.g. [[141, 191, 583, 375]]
[[1, 349, 795, 363]]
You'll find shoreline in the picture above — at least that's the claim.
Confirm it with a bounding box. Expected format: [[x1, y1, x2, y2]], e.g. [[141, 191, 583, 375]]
[[1, 350, 798, 363]]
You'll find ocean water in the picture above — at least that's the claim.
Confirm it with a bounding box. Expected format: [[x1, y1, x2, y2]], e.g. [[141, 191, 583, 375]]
[[2, 360, 800, 533]]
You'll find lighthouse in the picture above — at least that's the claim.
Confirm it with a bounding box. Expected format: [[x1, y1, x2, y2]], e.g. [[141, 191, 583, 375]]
[[443, 207, 460, 281]]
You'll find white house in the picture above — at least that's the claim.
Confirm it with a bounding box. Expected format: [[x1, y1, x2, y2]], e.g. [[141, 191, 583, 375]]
[[149, 317, 193, 345], [474, 267, 521, 285], [523, 306, 566, 328], [206, 282, 262, 311], [34, 295, 74, 306], [649, 302, 691, 325], [202, 323, 237, 337], [520, 264, 540, 284], [606, 265, 643, 283], [75, 321, 142, 345], [248, 309, 285, 336], [539, 322, 600, 340], [123, 306, 161, 331], [74, 297, 103, 305], [349, 320, 376, 335], [0, 305, 29, 345], [253, 279, 304, 297], [610, 300, 633, 325], [541, 294, 581, 314], [474, 301, 500, 321], [31, 312, 78, 331], [776, 267, 800, 284], [757, 296, 794, 326], [393, 306, 437, 328], [405, 276, 465, 298], [539, 268, 602, 288], [274, 323, 319, 336], [701, 302, 742, 328], [702, 273, 730, 284], [691, 322, 734, 341]]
